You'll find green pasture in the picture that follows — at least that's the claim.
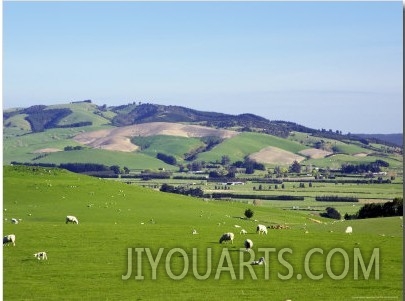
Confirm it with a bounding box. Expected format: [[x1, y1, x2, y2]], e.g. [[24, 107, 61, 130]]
[[121, 176, 403, 216], [131, 135, 204, 162], [3, 166, 402, 300], [32, 149, 176, 171], [3, 113, 32, 134], [288, 132, 374, 155], [3, 126, 114, 163], [47, 102, 113, 127], [304, 153, 403, 170], [197, 132, 307, 163]]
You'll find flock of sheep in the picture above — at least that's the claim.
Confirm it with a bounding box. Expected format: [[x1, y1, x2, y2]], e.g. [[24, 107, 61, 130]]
[[3, 215, 79, 260], [215, 221, 354, 265], [218, 224, 269, 265]]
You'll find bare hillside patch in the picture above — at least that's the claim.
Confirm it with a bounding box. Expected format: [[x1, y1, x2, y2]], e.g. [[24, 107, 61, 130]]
[[249, 146, 305, 165], [354, 152, 369, 157], [32, 148, 62, 154], [73, 122, 239, 152], [299, 148, 333, 159]]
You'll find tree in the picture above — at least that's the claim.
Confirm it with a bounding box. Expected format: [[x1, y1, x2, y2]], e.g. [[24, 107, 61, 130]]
[[221, 155, 231, 166], [244, 208, 254, 219], [110, 165, 121, 174], [157, 153, 177, 165], [245, 165, 255, 174], [289, 160, 301, 173], [320, 207, 341, 220]]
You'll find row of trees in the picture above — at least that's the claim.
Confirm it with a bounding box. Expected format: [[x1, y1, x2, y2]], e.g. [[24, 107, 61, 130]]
[[159, 183, 204, 197], [345, 198, 403, 220], [341, 160, 389, 174]]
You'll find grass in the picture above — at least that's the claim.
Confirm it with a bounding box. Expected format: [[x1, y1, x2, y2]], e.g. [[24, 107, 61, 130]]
[[288, 132, 373, 155], [304, 153, 403, 170], [131, 135, 204, 162], [3, 165, 403, 300], [198, 132, 307, 163], [3, 126, 115, 163], [33, 149, 177, 171], [47, 102, 113, 127]]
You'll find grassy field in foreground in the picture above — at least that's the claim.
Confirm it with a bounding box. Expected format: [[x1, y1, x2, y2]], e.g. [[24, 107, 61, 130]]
[[3, 166, 403, 300]]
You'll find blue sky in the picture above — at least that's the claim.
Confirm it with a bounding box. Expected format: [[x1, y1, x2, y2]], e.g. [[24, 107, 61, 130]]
[[3, 1, 403, 134]]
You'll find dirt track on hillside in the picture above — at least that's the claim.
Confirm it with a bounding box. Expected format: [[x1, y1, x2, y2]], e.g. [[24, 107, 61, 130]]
[[73, 122, 239, 152]]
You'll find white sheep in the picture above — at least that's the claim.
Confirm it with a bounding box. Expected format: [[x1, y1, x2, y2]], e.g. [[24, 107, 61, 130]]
[[219, 232, 234, 244], [66, 215, 79, 224], [251, 257, 265, 265], [256, 224, 268, 235], [34, 251, 48, 260], [345, 226, 353, 234], [192, 229, 198, 235], [11, 218, 19, 224], [3, 234, 16, 246], [244, 239, 253, 251], [240, 229, 247, 235]]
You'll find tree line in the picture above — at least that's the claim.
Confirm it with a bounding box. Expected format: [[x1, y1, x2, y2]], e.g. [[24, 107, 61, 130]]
[[345, 198, 403, 220]]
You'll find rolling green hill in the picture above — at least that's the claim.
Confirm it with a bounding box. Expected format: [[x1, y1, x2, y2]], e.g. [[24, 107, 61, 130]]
[[3, 101, 402, 171], [197, 132, 307, 163], [3, 166, 403, 300], [131, 135, 205, 162]]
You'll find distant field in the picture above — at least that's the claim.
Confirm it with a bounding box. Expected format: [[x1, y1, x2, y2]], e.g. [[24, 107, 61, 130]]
[[123, 175, 403, 216], [304, 153, 404, 170], [288, 132, 375, 155], [31, 148, 177, 171], [48, 102, 114, 127], [3, 126, 115, 164], [73, 122, 239, 152], [131, 135, 205, 162], [3, 166, 403, 300], [197, 132, 307, 163]]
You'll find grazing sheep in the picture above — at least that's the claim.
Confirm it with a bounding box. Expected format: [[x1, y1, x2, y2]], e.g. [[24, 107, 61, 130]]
[[66, 215, 79, 224], [251, 257, 265, 265], [3, 234, 16, 246], [234, 225, 241, 228], [11, 218, 19, 224], [269, 224, 290, 230], [192, 229, 198, 235], [345, 226, 353, 234], [219, 232, 235, 244], [240, 229, 247, 235], [244, 239, 253, 251], [34, 251, 48, 260], [256, 224, 268, 235]]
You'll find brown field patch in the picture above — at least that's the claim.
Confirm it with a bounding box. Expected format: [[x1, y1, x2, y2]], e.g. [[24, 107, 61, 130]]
[[358, 199, 393, 204], [73, 122, 239, 152], [354, 153, 369, 157], [248, 146, 305, 165], [32, 148, 62, 154], [298, 148, 333, 159]]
